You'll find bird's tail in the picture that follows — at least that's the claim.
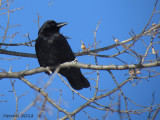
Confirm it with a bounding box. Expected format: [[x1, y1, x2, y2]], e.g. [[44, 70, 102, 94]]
[[66, 74, 90, 90], [59, 67, 90, 90]]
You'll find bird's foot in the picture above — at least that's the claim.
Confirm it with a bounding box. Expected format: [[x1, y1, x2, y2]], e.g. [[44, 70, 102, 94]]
[[73, 58, 78, 62], [46, 66, 52, 74]]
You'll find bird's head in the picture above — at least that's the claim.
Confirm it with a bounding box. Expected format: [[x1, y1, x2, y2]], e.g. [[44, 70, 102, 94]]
[[38, 20, 68, 36]]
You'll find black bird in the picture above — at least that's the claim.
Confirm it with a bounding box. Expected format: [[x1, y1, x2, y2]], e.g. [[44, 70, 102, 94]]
[[35, 20, 90, 90]]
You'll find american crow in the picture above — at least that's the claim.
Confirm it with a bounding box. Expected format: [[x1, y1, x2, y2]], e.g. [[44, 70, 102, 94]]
[[35, 20, 90, 90]]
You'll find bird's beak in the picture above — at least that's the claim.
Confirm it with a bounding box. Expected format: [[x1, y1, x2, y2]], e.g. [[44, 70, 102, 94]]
[[57, 22, 68, 28]]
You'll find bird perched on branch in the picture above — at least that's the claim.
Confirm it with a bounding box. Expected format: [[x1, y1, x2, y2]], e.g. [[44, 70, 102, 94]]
[[35, 20, 90, 90]]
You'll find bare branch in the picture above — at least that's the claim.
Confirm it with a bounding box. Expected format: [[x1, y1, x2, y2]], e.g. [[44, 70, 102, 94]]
[[0, 61, 160, 79], [0, 22, 159, 58], [18, 77, 73, 119]]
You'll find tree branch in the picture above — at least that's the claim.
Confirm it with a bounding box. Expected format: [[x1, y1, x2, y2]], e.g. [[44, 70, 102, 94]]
[[18, 77, 73, 120], [0, 23, 159, 58], [0, 49, 36, 58], [0, 61, 160, 78], [60, 78, 130, 120]]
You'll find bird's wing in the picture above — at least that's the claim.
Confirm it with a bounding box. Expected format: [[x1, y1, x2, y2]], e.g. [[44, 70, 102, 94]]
[[48, 33, 75, 63], [35, 34, 75, 67]]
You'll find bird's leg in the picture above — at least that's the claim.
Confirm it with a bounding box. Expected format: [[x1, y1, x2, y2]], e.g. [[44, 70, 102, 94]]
[[73, 58, 78, 62], [46, 66, 52, 74]]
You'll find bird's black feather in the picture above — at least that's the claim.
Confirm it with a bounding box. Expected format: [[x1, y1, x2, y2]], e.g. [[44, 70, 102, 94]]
[[35, 20, 90, 90]]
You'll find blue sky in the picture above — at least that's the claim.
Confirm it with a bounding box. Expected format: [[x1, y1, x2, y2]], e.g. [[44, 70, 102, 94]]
[[0, 0, 160, 120]]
